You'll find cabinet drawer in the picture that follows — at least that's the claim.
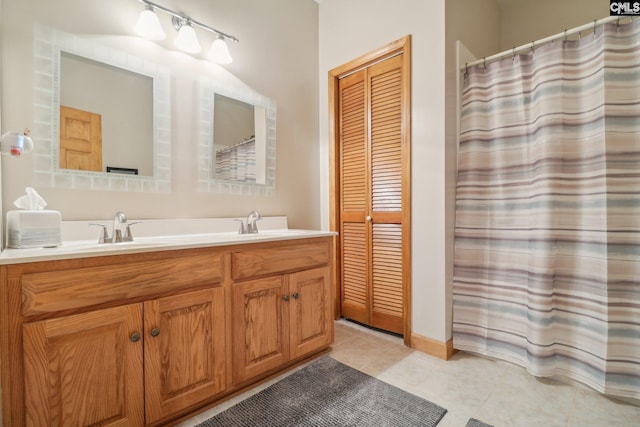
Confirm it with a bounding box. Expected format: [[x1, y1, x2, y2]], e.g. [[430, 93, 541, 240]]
[[22, 253, 223, 317], [232, 239, 330, 281]]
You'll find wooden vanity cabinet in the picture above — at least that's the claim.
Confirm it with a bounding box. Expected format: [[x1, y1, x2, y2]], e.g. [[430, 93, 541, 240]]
[[232, 276, 289, 383], [288, 267, 332, 360], [23, 304, 145, 427], [231, 240, 333, 385], [143, 287, 226, 424], [1, 237, 334, 426], [231, 267, 332, 385], [21, 285, 226, 427]]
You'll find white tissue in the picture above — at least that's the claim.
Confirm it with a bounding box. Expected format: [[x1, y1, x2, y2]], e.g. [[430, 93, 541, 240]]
[[14, 187, 47, 210]]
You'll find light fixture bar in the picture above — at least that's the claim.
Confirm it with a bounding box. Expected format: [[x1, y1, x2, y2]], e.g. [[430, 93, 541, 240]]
[[138, 0, 239, 43]]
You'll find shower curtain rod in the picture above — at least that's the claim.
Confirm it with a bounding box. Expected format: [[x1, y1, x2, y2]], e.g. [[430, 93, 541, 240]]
[[462, 15, 632, 70]]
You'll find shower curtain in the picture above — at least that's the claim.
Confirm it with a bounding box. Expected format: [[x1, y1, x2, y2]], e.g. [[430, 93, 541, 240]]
[[453, 19, 640, 399], [215, 138, 257, 183]]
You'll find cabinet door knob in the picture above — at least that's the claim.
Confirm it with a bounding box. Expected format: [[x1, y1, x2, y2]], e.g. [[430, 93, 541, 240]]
[[130, 332, 141, 343], [283, 294, 290, 302], [292, 292, 299, 299], [150, 328, 160, 337], [366, 215, 372, 222]]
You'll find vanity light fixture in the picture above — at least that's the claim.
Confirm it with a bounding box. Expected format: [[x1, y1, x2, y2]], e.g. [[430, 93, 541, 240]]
[[173, 19, 201, 54], [208, 35, 232, 64], [133, 0, 238, 63], [134, 4, 166, 40]]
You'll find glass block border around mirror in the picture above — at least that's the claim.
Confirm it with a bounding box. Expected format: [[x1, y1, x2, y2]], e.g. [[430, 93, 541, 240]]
[[32, 25, 171, 193], [198, 75, 276, 196]]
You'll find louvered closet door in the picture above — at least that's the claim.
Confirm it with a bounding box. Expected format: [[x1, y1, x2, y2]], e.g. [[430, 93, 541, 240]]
[[339, 54, 405, 335], [339, 69, 370, 326], [369, 55, 404, 334]]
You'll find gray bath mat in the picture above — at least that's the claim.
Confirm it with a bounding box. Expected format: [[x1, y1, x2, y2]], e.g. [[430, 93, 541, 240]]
[[196, 356, 447, 426], [466, 418, 494, 427]]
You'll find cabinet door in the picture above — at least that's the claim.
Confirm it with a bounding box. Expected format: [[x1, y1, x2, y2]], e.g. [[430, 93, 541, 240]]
[[23, 304, 144, 427], [289, 267, 333, 359], [144, 287, 226, 423], [232, 276, 288, 384]]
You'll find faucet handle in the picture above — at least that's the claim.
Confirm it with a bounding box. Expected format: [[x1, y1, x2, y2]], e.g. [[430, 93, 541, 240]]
[[247, 219, 260, 234], [246, 210, 261, 234], [123, 221, 141, 242], [89, 223, 111, 244], [234, 219, 247, 235]]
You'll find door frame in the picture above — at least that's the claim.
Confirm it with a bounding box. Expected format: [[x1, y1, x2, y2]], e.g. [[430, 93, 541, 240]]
[[328, 35, 412, 345]]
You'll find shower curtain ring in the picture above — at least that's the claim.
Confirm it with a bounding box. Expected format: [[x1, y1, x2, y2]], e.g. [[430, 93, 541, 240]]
[[464, 62, 468, 77], [593, 19, 597, 34], [483, 57, 486, 68], [564, 29, 568, 42], [512, 47, 516, 61], [530, 41, 535, 53]]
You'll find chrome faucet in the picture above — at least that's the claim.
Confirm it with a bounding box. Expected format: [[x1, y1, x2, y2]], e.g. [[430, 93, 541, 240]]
[[90, 211, 140, 243], [235, 211, 262, 235], [246, 211, 261, 234], [112, 211, 127, 243]]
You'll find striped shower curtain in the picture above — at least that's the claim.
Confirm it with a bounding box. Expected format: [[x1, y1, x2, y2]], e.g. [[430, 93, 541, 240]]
[[215, 139, 257, 183], [453, 20, 640, 399]]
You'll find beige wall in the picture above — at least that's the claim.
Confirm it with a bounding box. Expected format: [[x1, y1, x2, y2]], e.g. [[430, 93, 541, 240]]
[[318, 0, 500, 343], [1, 0, 320, 228], [500, 0, 609, 50], [319, 0, 449, 341], [448, 0, 501, 60]]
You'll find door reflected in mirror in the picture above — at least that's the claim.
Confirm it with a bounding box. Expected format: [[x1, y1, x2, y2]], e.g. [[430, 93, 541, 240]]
[[32, 25, 171, 193], [213, 94, 266, 184], [60, 52, 154, 176]]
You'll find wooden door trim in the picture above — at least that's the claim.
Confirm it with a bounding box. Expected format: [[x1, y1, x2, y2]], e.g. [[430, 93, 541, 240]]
[[328, 35, 412, 345]]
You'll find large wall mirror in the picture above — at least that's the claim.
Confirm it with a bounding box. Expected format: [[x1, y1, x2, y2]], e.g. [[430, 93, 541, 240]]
[[33, 26, 171, 192], [198, 76, 276, 195]]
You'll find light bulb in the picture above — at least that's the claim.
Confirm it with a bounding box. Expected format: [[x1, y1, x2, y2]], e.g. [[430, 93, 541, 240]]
[[208, 36, 233, 64], [175, 22, 201, 54], [134, 6, 166, 41]]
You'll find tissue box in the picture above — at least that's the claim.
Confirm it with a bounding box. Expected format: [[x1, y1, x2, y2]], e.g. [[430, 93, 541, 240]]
[[7, 210, 62, 248]]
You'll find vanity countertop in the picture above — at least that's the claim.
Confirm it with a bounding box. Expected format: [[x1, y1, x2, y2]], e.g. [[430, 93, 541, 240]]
[[0, 229, 337, 265]]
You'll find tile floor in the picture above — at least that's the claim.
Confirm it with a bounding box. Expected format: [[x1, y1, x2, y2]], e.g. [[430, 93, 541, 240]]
[[179, 319, 640, 427]]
